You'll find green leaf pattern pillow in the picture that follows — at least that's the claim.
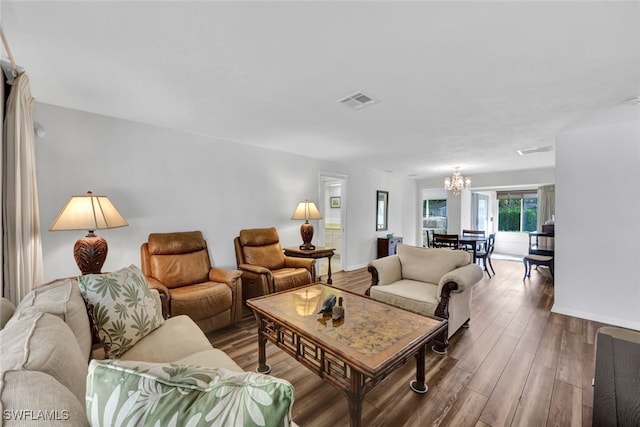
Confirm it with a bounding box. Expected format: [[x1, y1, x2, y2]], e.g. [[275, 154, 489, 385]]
[[78, 264, 164, 358], [86, 360, 294, 427]]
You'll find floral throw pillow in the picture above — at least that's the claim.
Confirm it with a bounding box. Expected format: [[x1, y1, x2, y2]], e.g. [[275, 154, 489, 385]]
[[78, 264, 164, 358], [86, 360, 295, 427]]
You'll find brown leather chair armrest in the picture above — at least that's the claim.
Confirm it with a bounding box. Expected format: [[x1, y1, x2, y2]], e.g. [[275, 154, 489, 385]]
[[145, 277, 170, 318], [284, 257, 317, 282], [210, 267, 243, 323], [238, 264, 272, 275], [284, 256, 316, 270], [209, 268, 242, 286]]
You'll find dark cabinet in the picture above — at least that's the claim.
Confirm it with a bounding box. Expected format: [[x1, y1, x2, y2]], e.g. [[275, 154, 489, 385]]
[[377, 237, 403, 258]]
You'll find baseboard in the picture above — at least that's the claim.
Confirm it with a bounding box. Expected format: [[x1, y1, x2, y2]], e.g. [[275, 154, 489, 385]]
[[551, 304, 640, 331]]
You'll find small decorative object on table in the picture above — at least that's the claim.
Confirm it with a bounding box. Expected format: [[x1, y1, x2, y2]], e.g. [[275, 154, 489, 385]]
[[332, 297, 344, 320], [317, 294, 337, 314]]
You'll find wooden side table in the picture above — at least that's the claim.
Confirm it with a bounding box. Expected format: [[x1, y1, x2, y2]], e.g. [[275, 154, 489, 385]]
[[377, 236, 403, 258], [283, 246, 336, 284]]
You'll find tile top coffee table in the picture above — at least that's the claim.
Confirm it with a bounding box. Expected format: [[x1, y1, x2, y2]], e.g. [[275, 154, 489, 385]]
[[246, 284, 448, 427]]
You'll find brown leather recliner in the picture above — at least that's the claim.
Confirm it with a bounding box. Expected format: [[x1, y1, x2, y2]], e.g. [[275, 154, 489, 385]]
[[141, 231, 242, 333], [234, 227, 316, 300]]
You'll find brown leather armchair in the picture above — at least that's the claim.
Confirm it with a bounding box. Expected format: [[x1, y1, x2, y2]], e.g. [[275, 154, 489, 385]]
[[234, 227, 316, 300], [141, 231, 242, 333]]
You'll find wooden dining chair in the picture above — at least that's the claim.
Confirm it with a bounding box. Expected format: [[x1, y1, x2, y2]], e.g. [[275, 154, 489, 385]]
[[433, 233, 460, 249], [475, 233, 496, 277]]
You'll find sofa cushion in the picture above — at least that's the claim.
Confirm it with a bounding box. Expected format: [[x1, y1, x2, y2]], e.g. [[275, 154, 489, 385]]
[[397, 245, 471, 284], [78, 264, 164, 358], [176, 349, 244, 372], [0, 370, 88, 426], [10, 278, 92, 359], [0, 312, 88, 404], [369, 279, 439, 317], [86, 359, 294, 427], [118, 315, 213, 362]]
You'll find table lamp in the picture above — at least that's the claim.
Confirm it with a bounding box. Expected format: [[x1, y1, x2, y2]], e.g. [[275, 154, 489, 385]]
[[291, 199, 323, 250], [49, 191, 128, 274]]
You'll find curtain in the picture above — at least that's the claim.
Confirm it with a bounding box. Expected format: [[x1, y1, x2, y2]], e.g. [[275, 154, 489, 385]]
[[537, 184, 555, 231], [2, 72, 44, 304]]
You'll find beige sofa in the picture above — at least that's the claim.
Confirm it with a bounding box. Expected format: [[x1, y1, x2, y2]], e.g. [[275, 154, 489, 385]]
[[367, 244, 483, 343], [0, 275, 295, 426]]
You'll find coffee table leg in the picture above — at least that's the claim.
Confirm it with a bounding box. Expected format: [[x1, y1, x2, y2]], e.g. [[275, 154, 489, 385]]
[[256, 321, 271, 374], [431, 325, 449, 354], [347, 372, 364, 427], [409, 345, 428, 394]]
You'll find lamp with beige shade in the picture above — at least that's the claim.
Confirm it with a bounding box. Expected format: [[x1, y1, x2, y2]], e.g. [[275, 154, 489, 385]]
[[49, 191, 128, 274], [291, 199, 323, 250]]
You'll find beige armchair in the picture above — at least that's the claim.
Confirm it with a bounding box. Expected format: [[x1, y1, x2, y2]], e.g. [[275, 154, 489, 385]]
[[234, 227, 316, 300], [367, 244, 483, 344], [140, 231, 242, 334]]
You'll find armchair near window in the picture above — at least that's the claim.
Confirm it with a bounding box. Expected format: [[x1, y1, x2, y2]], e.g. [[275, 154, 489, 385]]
[[140, 231, 242, 334], [234, 227, 316, 300]]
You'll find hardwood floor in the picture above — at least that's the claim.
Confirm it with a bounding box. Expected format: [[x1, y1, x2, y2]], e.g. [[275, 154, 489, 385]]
[[207, 259, 604, 426]]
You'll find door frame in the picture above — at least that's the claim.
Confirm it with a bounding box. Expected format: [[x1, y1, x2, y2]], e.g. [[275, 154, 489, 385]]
[[318, 171, 348, 272]]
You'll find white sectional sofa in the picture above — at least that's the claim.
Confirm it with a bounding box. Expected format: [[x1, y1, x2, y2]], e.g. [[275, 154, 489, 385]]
[[0, 268, 295, 426]]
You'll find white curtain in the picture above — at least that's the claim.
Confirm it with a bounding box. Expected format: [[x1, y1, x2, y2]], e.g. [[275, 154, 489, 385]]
[[2, 72, 44, 304], [537, 184, 555, 231]]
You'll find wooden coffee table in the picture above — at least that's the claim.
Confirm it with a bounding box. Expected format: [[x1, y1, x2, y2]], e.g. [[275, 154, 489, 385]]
[[246, 284, 448, 427]]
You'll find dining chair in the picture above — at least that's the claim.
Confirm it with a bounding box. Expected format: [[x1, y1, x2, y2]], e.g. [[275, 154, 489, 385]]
[[475, 233, 496, 277], [432, 233, 460, 249], [461, 229, 486, 251], [424, 229, 435, 248]]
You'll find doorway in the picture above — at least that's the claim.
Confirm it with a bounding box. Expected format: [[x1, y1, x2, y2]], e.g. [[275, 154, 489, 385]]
[[319, 173, 347, 275], [471, 193, 489, 231]]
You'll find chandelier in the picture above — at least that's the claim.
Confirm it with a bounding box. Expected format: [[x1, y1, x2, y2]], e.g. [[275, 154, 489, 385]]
[[444, 168, 471, 195]]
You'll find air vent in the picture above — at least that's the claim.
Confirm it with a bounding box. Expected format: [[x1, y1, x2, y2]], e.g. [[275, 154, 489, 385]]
[[337, 91, 379, 110], [517, 146, 554, 156]]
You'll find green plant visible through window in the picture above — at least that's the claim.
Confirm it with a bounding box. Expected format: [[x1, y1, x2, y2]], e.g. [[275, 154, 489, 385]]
[[498, 196, 537, 232]]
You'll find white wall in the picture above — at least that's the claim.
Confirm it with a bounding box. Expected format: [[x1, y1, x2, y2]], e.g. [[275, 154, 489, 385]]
[[553, 104, 640, 330], [34, 103, 416, 281]]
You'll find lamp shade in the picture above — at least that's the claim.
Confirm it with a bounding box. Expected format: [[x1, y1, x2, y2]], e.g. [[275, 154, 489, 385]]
[[49, 191, 127, 275], [290, 200, 323, 221], [49, 191, 128, 231]]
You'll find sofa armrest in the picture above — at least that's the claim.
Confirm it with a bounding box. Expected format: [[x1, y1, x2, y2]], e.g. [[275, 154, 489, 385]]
[[366, 255, 402, 295], [437, 263, 483, 298], [146, 277, 170, 319]]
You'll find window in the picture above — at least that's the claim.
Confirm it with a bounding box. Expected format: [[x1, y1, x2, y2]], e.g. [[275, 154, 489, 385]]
[[422, 199, 447, 247], [423, 199, 446, 218], [497, 191, 537, 232]]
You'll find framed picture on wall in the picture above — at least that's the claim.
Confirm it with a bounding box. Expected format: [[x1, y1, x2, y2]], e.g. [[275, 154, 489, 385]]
[[330, 196, 341, 208]]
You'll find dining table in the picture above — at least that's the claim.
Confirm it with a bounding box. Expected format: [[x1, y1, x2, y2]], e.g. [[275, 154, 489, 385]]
[[458, 235, 488, 261]]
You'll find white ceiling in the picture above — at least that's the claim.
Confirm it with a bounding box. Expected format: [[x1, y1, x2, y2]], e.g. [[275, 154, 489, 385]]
[[2, 1, 639, 179]]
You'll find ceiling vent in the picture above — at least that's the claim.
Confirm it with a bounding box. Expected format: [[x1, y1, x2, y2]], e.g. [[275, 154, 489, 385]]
[[517, 145, 554, 156], [337, 91, 379, 110]]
